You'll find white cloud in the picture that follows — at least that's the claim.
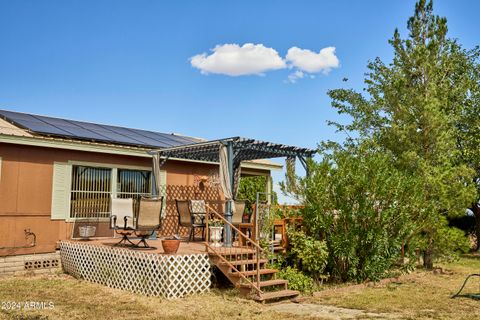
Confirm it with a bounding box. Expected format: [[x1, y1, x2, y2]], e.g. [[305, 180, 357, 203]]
[[190, 43, 286, 76], [287, 70, 304, 83], [286, 46, 339, 74]]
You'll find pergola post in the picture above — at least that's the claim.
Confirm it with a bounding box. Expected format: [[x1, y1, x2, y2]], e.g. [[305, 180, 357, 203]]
[[224, 141, 234, 247]]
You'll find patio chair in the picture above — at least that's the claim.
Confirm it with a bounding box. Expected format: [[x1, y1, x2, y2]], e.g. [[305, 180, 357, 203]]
[[176, 199, 206, 242], [133, 196, 164, 249], [238, 202, 259, 246], [190, 199, 207, 224], [232, 200, 246, 227], [231, 200, 246, 242], [110, 198, 135, 246]]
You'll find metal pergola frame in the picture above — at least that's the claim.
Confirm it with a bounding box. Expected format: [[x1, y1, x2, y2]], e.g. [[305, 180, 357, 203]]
[[150, 136, 316, 247]]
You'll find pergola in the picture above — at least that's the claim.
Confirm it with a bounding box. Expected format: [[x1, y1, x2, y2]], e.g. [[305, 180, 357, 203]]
[[150, 136, 316, 246]]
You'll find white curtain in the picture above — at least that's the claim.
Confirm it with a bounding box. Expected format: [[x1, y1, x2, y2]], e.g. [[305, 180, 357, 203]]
[[219, 144, 237, 213], [152, 152, 167, 219], [219, 145, 232, 200], [152, 152, 162, 197]]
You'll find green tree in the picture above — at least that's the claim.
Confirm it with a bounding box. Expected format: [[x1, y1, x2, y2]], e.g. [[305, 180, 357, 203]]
[[237, 176, 277, 213], [285, 142, 425, 282], [456, 68, 480, 249], [327, 0, 477, 268]]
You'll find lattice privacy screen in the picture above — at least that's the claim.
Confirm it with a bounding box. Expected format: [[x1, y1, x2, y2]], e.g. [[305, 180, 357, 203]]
[[60, 241, 211, 299], [160, 185, 223, 237]]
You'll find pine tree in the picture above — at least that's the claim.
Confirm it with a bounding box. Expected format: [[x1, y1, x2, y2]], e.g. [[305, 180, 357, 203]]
[[327, 0, 478, 268]]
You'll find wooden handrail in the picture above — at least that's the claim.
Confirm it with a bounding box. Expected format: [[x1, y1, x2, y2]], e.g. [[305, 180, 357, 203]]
[[205, 204, 265, 254], [205, 242, 263, 294], [204, 203, 265, 297]]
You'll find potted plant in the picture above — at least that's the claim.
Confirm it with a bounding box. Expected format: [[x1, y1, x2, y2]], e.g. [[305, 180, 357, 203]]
[[209, 219, 224, 247], [161, 235, 181, 254]]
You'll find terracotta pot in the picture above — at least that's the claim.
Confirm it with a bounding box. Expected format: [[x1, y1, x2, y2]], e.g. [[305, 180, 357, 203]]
[[162, 239, 180, 254]]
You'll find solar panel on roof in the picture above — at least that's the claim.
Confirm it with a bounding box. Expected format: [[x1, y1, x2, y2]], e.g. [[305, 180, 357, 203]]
[[0, 110, 37, 122], [9, 118, 72, 136], [129, 129, 188, 147], [0, 109, 201, 148], [106, 126, 175, 148], [28, 115, 113, 141]]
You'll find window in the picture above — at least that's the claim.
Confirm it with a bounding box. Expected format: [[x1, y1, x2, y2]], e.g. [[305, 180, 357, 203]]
[[70, 166, 112, 219], [117, 169, 152, 216], [69, 165, 152, 219]]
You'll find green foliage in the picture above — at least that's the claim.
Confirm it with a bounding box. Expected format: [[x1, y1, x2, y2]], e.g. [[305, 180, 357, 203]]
[[285, 143, 425, 282], [320, 0, 478, 268], [287, 228, 328, 281], [276, 266, 315, 293], [327, 0, 477, 217], [237, 176, 277, 213], [271, 205, 302, 219], [425, 217, 471, 262]]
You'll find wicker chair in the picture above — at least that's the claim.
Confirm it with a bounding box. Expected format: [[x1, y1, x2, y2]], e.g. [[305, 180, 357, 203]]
[[176, 199, 206, 242], [110, 198, 135, 246], [133, 197, 164, 249]]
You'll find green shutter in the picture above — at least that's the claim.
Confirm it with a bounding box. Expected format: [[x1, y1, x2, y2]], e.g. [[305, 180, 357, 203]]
[[51, 162, 72, 220]]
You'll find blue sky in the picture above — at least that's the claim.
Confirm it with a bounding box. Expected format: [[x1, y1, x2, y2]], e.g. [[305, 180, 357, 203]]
[[1, 1, 478, 202]]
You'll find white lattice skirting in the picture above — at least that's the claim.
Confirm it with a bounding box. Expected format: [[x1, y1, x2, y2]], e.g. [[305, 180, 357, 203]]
[[59, 241, 211, 299]]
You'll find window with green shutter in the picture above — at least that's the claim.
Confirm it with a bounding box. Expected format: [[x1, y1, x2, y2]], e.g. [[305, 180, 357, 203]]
[[51, 161, 166, 220]]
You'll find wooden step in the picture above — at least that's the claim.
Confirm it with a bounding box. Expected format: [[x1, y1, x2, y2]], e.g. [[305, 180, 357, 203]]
[[240, 279, 288, 288], [220, 259, 267, 266], [229, 268, 278, 277], [254, 289, 299, 302]]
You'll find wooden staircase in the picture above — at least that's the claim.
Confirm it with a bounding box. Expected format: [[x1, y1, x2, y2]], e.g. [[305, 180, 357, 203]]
[[208, 247, 299, 302], [205, 204, 299, 302]]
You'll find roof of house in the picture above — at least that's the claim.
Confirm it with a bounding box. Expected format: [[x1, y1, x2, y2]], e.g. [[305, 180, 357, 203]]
[[0, 109, 202, 149], [0, 109, 287, 170]]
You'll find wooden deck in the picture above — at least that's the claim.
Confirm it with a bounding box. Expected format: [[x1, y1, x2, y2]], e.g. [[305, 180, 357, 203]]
[[59, 239, 212, 298], [64, 238, 208, 255], [63, 238, 256, 256]]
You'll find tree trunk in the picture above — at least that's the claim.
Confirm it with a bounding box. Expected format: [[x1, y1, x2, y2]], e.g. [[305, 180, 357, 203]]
[[423, 237, 434, 270], [472, 202, 480, 251]]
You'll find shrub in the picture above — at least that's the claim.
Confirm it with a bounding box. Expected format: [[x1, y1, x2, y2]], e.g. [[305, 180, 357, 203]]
[[431, 217, 471, 262], [282, 144, 426, 282], [287, 228, 328, 281], [276, 266, 315, 293]]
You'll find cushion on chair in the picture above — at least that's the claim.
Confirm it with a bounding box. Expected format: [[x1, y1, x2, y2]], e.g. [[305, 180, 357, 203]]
[[111, 198, 134, 229]]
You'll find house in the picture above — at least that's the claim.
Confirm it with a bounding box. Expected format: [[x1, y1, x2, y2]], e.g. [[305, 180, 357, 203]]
[[0, 109, 279, 257], [0, 109, 314, 300]]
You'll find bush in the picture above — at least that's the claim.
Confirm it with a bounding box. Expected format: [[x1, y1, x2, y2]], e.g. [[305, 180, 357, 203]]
[[287, 228, 328, 281], [282, 144, 426, 282], [276, 266, 315, 293], [433, 218, 471, 261]]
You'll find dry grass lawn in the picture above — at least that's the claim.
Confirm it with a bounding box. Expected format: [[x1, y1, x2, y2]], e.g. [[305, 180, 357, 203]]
[[0, 272, 316, 320], [1, 255, 480, 319], [307, 254, 480, 319]]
